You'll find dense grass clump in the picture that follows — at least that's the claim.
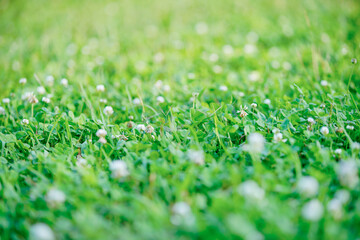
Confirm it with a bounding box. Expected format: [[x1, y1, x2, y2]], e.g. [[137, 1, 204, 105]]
[[0, 0, 360, 239]]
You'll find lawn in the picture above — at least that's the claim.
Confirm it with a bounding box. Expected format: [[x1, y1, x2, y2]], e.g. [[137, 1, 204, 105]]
[[0, 0, 360, 239]]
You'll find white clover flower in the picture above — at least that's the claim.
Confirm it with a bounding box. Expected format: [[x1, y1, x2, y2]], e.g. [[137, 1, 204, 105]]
[[37, 86, 46, 95], [297, 176, 319, 197], [246, 31, 259, 43], [334, 149, 342, 155], [2, 98, 10, 104], [338, 160, 359, 188], [135, 124, 146, 131], [19, 78, 27, 85], [283, 62, 292, 71], [45, 75, 54, 86], [155, 80, 163, 89], [248, 71, 260, 82], [109, 160, 129, 178], [238, 92, 245, 97], [103, 106, 114, 116], [42, 97, 50, 103], [244, 133, 265, 154], [188, 149, 205, 165], [302, 199, 324, 221], [320, 126, 329, 135], [153, 52, 164, 63], [273, 133, 283, 143], [213, 65, 223, 74], [219, 85, 228, 91], [237, 180, 265, 201], [60, 78, 68, 87], [30, 223, 55, 240], [96, 129, 107, 143], [0, 107, 5, 115], [145, 125, 154, 134], [133, 98, 141, 105], [327, 198, 343, 219], [96, 84, 105, 92], [264, 99, 271, 105], [23, 92, 38, 104], [187, 73, 195, 79], [156, 96, 165, 103], [307, 117, 316, 125], [195, 22, 208, 35], [271, 60, 280, 69], [99, 98, 107, 103], [223, 45, 234, 55], [272, 128, 280, 134], [76, 157, 89, 168], [334, 189, 350, 204], [209, 53, 219, 62], [351, 142, 360, 150], [22, 119, 29, 125], [171, 202, 195, 226], [320, 80, 328, 87], [346, 125, 354, 130], [251, 103, 257, 108], [244, 44, 257, 55], [45, 188, 66, 207], [163, 84, 171, 92]]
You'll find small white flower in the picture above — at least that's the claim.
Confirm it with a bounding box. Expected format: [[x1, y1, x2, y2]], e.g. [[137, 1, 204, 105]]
[[195, 22, 208, 35], [264, 99, 271, 105], [273, 133, 283, 143], [171, 202, 195, 226], [37, 86, 46, 95], [96, 129, 107, 143], [219, 85, 228, 91], [334, 189, 350, 204], [187, 73, 196, 79], [2, 98, 10, 104], [103, 106, 114, 116], [96, 84, 105, 92], [19, 78, 27, 85], [109, 160, 129, 178], [155, 80, 163, 89], [338, 160, 359, 188], [297, 176, 319, 197], [251, 103, 257, 108], [188, 149, 205, 165], [46, 75, 54, 86], [244, 44, 257, 55], [307, 117, 316, 125], [153, 52, 164, 63], [22, 119, 29, 125], [223, 45, 234, 56], [320, 126, 329, 136], [76, 157, 89, 168], [248, 71, 260, 82], [346, 125, 354, 130], [133, 98, 141, 105], [0, 107, 5, 115], [60, 78, 68, 87], [302, 199, 324, 221], [244, 133, 265, 154], [30, 223, 55, 240], [45, 188, 66, 207], [351, 142, 360, 150], [327, 198, 343, 219], [156, 96, 165, 103], [283, 62, 292, 71], [23, 92, 38, 104], [172, 202, 191, 216], [213, 65, 223, 74], [163, 84, 171, 92], [238, 92, 245, 97], [42, 97, 50, 103], [99, 98, 107, 103], [135, 124, 146, 131], [334, 149, 342, 155], [320, 80, 328, 87], [272, 128, 280, 134], [209, 53, 219, 62], [145, 125, 154, 134], [237, 180, 265, 201]]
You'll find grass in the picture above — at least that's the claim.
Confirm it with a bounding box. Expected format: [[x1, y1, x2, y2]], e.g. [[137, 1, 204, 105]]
[[0, 0, 360, 239]]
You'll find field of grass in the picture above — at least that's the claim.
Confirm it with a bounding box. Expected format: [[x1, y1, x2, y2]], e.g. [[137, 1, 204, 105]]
[[0, 0, 360, 239]]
